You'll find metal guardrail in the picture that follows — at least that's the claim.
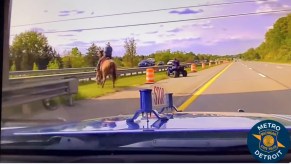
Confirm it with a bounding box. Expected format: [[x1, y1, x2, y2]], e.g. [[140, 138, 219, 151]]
[[9, 64, 192, 77], [9, 67, 96, 77], [2, 78, 79, 108], [9, 66, 164, 77], [9, 64, 191, 85]]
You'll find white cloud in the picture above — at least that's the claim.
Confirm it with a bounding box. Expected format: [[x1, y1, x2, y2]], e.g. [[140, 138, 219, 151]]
[[255, 0, 290, 14], [266, 25, 273, 30], [202, 34, 262, 46], [191, 20, 211, 27], [201, 25, 214, 29], [256, 0, 278, 4], [256, 4, 274, 13]]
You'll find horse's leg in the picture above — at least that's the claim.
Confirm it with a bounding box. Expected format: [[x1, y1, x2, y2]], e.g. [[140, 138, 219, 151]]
[[101, 76, 104, 88], [102, 73, 106, 88], [112, 72, 115, 88], [102, 79, 106, 88], [102, 78, 105, 88], [110, 63, 117, 88], [96, 72, 99, 85]]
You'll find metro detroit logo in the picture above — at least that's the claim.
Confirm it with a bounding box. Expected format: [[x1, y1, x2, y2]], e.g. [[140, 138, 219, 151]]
[[247, 120, 290, 163]]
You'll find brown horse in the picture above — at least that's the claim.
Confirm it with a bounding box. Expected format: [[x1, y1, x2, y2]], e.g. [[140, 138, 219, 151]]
[[96, 50, 117, 88]]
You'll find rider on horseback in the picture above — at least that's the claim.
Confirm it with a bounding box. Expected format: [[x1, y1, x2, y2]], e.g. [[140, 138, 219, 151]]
[[97, 42, 113, 71], [95, 42, 117, 88], [105, 42, 113, 59]]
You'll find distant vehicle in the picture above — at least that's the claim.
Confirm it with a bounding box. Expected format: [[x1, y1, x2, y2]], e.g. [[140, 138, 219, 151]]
[[138, 60, 155, 67], [146, 58, 155, 63], [194, 60, 200, 65], [167, 60, 174, 65], [157, 61, 164, 65]]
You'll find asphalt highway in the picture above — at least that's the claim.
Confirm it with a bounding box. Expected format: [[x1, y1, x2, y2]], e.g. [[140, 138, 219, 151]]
[[184, 61, 291, 115]]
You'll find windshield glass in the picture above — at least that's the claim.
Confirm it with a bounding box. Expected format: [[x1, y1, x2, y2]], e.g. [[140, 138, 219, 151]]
[[1, 0, 291, 153]]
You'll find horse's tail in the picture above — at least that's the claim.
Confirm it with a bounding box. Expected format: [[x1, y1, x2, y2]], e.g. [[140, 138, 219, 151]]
[[111, 62, 117, 82]]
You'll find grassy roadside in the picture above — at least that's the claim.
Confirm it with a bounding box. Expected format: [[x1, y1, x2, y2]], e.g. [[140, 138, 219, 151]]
[[75, 71, 168, 100], [76, 63, 220, 100], [254, 60, 291, 65]]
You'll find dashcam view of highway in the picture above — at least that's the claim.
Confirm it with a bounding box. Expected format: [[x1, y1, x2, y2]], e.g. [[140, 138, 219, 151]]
[[2, 0, 291, 126]]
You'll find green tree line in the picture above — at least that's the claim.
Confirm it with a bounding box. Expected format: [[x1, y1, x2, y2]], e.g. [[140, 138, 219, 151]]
[[9, 32, 232, 71], [9, 31, 101, 71], [240, 14, 291, 62], [148, 49, 227, 64]]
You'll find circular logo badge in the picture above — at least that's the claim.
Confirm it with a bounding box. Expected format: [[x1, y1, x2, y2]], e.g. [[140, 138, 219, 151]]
[[247, 120, 290, 163]]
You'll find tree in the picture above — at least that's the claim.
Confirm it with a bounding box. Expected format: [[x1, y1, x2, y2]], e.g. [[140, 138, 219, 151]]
[[33, 63, 38, 70], [54, 53, 63, 69], [10, 31, 52, 70], [241, 48, 260, 60], [71, 47, 86, 67], [150, 49, 220, 63], [47, 59, 60, 69], [62, 56, 72, 68], [241, 14, 291, 62], [62, 48, 86, 68], [9, 46, 13, 70], [10, 63, 16, 71], [153, 49, 171, 63], [113, 57, 124, 67], [84, 43, 99, 67], [197, 54, 205, 61], [123, 38, 137, 67], [35, 45, 56, 70]]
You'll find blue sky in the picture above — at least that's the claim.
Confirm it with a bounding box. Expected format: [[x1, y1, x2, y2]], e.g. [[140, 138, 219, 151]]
[[9, 0, 291, 56]]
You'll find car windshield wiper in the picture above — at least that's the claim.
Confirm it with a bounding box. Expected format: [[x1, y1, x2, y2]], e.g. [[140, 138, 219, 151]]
[[121, 138, 247, 148]]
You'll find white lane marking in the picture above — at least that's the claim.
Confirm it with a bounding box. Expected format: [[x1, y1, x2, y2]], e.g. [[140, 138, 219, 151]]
[[267, 62, 291, 67], [258, 73, 266, 78], [276, 66, 283, 69]]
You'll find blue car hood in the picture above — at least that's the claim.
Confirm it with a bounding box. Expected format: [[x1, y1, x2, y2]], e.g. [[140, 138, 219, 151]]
[[3, 112, 291, 135]]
